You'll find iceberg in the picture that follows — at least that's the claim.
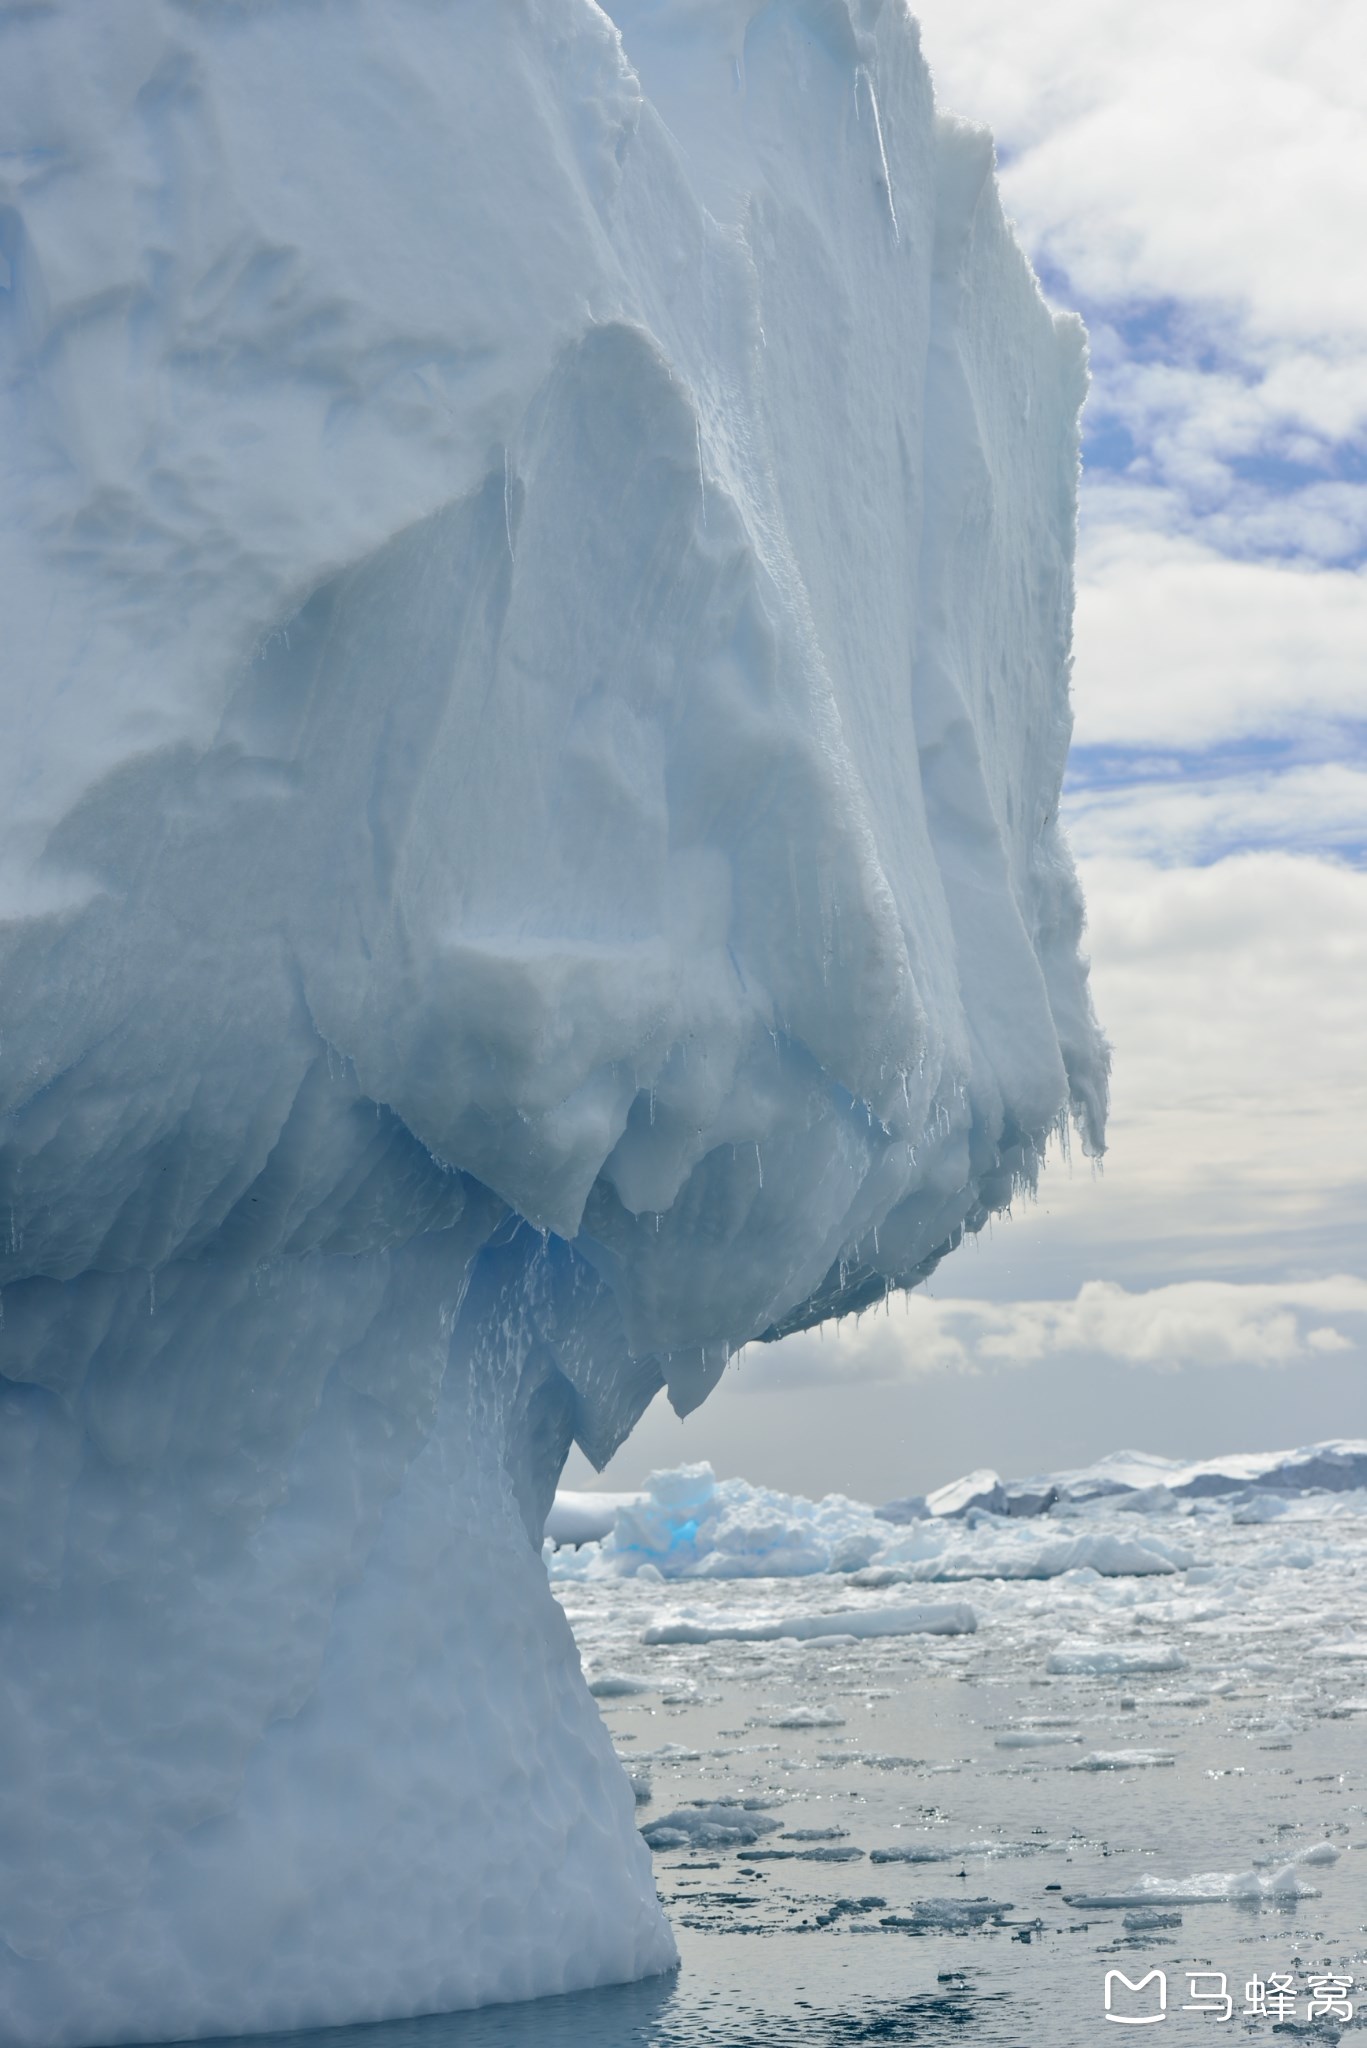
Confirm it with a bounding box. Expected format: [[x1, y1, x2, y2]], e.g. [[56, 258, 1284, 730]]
[[877, 1439, 1367, 1522], [547, 1461, 1190, 1581], [0, 1, 1104, 2042]]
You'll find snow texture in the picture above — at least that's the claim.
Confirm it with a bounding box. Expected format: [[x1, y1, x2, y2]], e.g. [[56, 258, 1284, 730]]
[[0, 1, 1103, 2041]]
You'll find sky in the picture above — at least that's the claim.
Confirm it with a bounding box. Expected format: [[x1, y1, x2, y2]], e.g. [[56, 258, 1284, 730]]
[[564, 0, 1367, 1503]]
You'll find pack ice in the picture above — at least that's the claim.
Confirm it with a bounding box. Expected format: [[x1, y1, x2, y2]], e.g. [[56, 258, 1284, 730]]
[[0, 2, 1105, 2041]]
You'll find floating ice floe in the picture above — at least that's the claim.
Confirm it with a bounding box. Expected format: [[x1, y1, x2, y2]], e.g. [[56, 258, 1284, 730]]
[[995, 1731, 1084, 1749], [1067, 1865, 1323, 1907], [894, 1533, 1187, 1580], [642, 1803, 781, 1852], [868, 1842, 1011, 1865], [1068, 1749, 1177, 1771], [587, 1672, 655, 1698], [641, 1602, 978, 1646], [745, 1844, 866, 1863], [1046, 1641, 1188, 1675], [879, 1900, 1015, 1931]]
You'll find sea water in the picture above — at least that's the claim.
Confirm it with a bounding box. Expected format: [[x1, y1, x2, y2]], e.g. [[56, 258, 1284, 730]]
[[197, 1485, 1366, 2048]]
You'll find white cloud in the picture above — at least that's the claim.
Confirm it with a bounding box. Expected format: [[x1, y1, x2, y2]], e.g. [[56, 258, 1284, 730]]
[[1070, 527, 1367, 749], [910, 0, 1367, 543], [996, 850, 1367, 1278], [751, 1274, 1367, 1386], [913, 0, 1367, 353], [1063, 763, 1367, 866]]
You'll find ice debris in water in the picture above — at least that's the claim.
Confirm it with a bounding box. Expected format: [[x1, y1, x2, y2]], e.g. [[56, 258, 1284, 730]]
[[0, 0, 1109, 2040]]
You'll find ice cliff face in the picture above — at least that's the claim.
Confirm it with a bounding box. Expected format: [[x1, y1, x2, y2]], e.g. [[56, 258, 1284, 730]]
[[0, 1, 1106, 2040]]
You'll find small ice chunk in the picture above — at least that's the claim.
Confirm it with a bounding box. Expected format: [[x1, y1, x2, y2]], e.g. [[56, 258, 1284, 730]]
[[587, 1671, 654, 1698], [544, 1491, 642, 1547], [768, 1704, 846, 1729], [1068, 1749, 1176, 1771], [627, 1769, 653, 1806], [1047, 1641, 1186, 1675], [1123, 1909, 1183, 1932], [870, 1844, 953, 1864], [879, 1899, 1013, 1930], [994, 1731, 1083, 1749]]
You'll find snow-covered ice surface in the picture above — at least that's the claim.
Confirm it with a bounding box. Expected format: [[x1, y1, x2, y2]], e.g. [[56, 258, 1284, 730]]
[[197, 1451, 1367, 2047], [0, 1, 1106, 2042]]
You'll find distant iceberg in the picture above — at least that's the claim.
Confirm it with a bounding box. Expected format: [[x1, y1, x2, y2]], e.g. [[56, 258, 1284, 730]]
[[548, 1440, 1367, 1583], [0, 2, 1104, 2041], [878, 1438, 1367, 1523]]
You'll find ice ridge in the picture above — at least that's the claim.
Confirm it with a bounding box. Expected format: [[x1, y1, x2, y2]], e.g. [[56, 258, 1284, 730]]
[[0, 2, 1104, 2041]]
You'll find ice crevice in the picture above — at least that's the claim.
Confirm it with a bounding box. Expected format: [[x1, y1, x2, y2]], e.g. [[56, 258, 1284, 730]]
[[0, 2, 1105, 2042]]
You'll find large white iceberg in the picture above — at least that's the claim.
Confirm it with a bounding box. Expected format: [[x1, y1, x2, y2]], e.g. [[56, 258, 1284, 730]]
[[0, 1, 1105, 2041]]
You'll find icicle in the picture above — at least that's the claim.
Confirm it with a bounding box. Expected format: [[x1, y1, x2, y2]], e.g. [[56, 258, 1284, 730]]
[[857, 68, 899, 242]]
